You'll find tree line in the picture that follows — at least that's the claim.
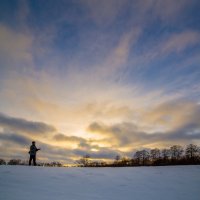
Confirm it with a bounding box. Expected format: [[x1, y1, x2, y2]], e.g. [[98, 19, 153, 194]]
[[76, 144, 200, 167], [1, 144, 200, 167]]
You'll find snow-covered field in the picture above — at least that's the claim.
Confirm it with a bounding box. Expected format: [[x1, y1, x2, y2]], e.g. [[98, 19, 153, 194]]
[[0, 165, 200, 200]]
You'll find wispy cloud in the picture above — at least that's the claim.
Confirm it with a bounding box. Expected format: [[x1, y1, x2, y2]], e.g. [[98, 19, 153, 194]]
[[98, 28, 141, 76], [0, 24, 33, 69], [132, 0, 193, 24], [0, 113, 56, 135], [0, 131, 30, 145], [88, 100, 200, 148], [158, 30, 200, 55], [82, 0, 128, 26]]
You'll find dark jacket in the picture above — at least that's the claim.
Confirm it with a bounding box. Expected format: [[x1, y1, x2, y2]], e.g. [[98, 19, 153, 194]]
[[29, 144, 39, 156]]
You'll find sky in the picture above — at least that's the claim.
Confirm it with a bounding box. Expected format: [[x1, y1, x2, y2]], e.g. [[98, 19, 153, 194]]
[[0, 0, 200, 164]]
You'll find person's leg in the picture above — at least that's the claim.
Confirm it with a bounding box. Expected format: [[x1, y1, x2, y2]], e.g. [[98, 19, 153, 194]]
[[33, 155, 36, 166], [29, 155, 33, 166]]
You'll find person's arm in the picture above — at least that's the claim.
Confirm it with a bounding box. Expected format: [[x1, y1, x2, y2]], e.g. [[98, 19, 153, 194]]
[[36, 147, 41, 151]]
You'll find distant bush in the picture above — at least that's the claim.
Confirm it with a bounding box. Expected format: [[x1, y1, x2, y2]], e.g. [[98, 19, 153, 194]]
[[8, 159, 21, 165], [35, 161, 62, 167], [0, 159, 6, 165]]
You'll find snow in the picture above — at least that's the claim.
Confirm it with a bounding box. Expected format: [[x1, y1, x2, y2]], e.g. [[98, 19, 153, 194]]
[[0, 165, 200, 200]]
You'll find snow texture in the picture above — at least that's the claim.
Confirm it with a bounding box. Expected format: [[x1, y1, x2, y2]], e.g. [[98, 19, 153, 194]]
[[0, 165, 200, 200]]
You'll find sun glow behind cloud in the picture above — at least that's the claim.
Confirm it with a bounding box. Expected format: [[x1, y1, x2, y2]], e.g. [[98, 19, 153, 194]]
[[0, 0, 200, 163]]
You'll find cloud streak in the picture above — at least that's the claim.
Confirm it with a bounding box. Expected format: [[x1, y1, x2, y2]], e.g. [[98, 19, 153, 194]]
[[88, 100, 200, 148], [0, 113, 56, 135], [0, 24, 33, 70], [0, 131, 30, 145]]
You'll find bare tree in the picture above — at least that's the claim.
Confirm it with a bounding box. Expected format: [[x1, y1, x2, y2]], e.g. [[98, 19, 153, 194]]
[[185, 144, 199, 161], [162, 148, 171, 162], [141, 150, 150, 165], [76, 154, 90, 167], [121, 157, 131, 166], [134, 150, 149, 165], [113, 155, 121, 166], [134, 151, 142, 165], [170, 145, 183, 160], [150, 148, 160, 161]]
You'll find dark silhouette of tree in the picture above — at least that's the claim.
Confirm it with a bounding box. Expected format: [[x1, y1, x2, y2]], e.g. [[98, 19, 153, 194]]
[[170, 145, 184, 163], [185, 144, 199, 163], [141, 150, 150, 165], [150, 148, 161, 165], [0, 159, 6, 165], [8, 159, 21, 165], [121, 157, 131, 166], [76, 154, 90, 167], [162, 149, 171, 160], [134, 150, 150, 165], [134, 151, 142, 165], [150, 148, 160, 160], [113, 155, 121, 166]]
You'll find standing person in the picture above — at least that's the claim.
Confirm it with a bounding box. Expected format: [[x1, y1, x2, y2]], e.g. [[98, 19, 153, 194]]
[[29, 141, 40, 166]]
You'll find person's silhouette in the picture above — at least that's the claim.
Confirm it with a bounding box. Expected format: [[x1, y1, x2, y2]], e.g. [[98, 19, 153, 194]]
[[29, 141, 40, 166]]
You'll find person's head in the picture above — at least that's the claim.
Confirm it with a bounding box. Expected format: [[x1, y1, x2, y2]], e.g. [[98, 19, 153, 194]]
[[32, 141, 35, 145]]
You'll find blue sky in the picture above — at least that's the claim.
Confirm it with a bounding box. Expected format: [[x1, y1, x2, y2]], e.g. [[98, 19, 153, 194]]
[[0, 0, 200, 163]]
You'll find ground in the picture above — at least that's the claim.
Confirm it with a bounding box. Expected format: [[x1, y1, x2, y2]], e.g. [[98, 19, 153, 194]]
[[0, 165, 200, 200]]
